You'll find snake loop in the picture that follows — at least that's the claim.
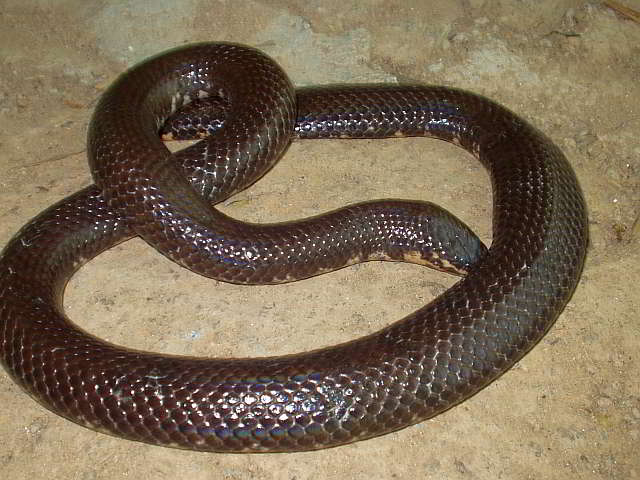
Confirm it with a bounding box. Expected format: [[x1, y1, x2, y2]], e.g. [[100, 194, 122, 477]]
[[0, 43, 587, 452]]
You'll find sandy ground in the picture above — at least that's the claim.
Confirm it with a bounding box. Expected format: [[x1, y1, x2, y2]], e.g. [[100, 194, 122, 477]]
[[0, 1, 638, 479]]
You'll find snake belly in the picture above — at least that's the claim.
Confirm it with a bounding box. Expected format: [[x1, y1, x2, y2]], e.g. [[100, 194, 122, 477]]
[[0, 43, 588, 452]]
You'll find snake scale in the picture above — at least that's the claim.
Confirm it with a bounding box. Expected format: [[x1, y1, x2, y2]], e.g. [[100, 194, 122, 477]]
[[0, 43, 587, 452]]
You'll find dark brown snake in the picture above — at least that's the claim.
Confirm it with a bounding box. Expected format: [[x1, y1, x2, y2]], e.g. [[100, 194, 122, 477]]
[[0, 43, 587, 452]]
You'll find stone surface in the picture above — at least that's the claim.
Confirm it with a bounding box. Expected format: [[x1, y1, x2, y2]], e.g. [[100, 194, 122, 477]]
[[0, 1, 638, 479]]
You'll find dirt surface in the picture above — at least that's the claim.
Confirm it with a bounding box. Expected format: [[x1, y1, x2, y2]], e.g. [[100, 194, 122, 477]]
[[0, 1, 638, 479]]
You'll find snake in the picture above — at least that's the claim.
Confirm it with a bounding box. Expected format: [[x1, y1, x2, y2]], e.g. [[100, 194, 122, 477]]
[[0, 43, 587, 452]]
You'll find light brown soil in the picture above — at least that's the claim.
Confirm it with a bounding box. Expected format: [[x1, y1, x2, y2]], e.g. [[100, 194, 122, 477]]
[[0, 1, 638, 479]]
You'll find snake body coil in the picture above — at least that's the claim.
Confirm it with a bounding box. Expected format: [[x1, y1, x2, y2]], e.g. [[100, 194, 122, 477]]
[[0, 43, 587, 452]]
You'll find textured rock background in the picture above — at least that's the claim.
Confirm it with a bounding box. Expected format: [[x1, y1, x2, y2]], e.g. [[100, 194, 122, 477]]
[[0, 1, 638, 479]]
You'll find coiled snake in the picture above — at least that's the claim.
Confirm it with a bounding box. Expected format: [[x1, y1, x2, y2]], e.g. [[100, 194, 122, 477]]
[[0, 43, 587, 452]]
